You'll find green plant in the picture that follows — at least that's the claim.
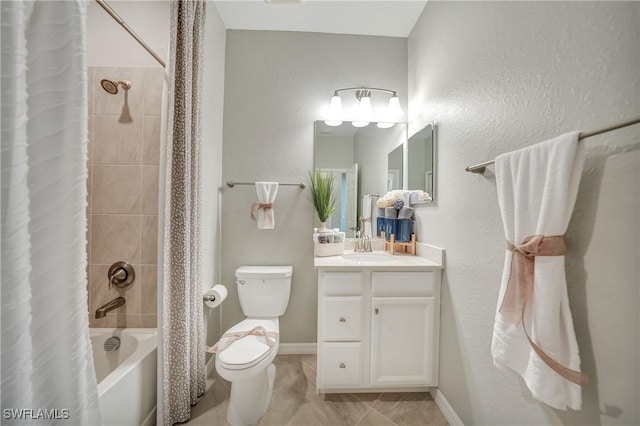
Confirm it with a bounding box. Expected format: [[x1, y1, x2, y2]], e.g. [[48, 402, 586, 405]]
[[308, 170, 336, 223]]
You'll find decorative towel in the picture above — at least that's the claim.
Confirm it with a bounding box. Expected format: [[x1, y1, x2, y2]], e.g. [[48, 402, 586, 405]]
[[492, 132, 586, 410], [362, 194, 373, 238], [398, 206, 414, 219], [251, 182, 278, 229], [205, 326, 279, 354], [384, 207, 397, 219]]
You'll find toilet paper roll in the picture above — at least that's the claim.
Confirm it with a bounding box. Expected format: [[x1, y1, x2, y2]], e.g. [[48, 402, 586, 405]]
[[203, 284, 228, 308]]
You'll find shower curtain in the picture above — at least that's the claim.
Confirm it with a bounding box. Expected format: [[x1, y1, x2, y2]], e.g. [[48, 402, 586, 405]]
[[160, 1, 207, 424], [1, 1, 102, 425]]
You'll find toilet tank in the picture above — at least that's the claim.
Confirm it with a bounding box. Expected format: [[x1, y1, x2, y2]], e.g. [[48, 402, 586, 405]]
[[235, 266, 293, 317]]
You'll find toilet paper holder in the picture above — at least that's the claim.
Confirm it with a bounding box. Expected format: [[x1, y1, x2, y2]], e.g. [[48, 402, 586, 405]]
[[203, 284, 228, 308]]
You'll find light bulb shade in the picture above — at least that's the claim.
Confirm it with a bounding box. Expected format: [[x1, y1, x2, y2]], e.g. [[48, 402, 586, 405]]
[[359, 96, 373, 117], [325, 120, 343, 127], [376, 122, 395, 129], [352, 121, 369, 127], [328, 95, 342, 116], [386, 95, 404, 119]]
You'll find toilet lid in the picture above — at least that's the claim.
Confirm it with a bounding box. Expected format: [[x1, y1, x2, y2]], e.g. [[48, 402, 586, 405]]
[[217, 318, 279, 370]]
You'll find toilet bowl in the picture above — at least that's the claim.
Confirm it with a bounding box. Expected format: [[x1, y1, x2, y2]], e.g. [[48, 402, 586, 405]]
[[214, 266, 292, 426]]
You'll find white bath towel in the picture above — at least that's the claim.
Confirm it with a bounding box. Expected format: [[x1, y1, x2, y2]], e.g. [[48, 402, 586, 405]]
[[252, 182, 278, 229], [492, 132, 586, 410], [362, 194, 373, 238]]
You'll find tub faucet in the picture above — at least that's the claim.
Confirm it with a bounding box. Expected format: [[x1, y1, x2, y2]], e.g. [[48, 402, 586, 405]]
[[95, 297, 126, 319]]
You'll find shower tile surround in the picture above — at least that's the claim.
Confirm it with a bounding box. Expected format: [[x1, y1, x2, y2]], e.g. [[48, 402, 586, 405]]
[[87, 66, 163, 328]]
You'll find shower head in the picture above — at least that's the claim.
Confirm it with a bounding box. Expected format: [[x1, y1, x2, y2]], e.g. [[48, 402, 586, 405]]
[[100, 79, 132, 95]]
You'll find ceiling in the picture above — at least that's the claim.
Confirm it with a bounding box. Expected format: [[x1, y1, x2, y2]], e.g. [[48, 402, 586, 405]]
[[212, 1, 427, 38]]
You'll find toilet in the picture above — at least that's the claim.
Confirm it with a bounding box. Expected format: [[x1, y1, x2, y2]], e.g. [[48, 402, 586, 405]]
[[215, 265, 293, 426]]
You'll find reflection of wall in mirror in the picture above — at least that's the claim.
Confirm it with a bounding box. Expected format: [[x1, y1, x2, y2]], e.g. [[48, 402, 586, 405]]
[[387, 170, 401, 191], [407, 127, 433, 196], [315, 122, 407, 235], [314, 130, 359, 237]]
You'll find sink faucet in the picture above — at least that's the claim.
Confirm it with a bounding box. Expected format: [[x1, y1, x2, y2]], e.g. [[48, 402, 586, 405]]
[[95, 297, 126, 319], [354, 217, 372, 252]]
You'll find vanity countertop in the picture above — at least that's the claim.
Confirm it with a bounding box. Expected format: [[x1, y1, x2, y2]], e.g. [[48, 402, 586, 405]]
[[314, 247, 444, 271]]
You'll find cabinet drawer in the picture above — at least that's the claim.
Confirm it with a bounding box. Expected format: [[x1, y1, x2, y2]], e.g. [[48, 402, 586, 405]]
[[319, 342, 363, 388], [371, 272, 434, 296], [321, 272, 363, 296], [321, 297, 363, 341]]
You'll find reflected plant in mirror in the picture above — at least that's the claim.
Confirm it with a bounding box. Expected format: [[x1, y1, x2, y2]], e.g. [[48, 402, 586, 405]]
[[407, 123, 436, 202], [314, 121, 407, 237]]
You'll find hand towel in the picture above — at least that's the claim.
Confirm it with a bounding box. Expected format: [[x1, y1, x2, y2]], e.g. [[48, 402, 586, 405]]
[[398, 206, 414, 219], [384, 207, 397, 219], [362, 194, 373, 238], [409, 190, 424, 205], [251, 182, 278, 229], [492, 132, 586, 410]]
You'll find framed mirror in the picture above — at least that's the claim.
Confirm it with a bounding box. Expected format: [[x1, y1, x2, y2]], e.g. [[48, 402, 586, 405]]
[[407, 123, 435, 202], [387, 144, 403, 191], [314, 121, 407, 237]]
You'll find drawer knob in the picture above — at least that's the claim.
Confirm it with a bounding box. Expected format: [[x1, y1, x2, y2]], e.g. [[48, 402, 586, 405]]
[[339, 363, 346, 369], [339, 317, 346, 322]]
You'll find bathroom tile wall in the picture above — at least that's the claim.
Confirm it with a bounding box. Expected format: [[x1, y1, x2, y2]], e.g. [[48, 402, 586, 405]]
[[87, 66, 163, 328]]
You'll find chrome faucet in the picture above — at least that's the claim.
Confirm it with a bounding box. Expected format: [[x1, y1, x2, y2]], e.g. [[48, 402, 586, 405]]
[[354, 217, 372, 252], [95, 297, 126, 319]]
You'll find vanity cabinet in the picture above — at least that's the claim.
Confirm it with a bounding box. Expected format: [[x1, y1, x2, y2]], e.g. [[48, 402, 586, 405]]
[[316, 267, 441, 393]]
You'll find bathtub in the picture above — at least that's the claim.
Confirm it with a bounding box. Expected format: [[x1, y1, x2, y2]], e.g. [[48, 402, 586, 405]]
[[90, 328, 157, 426]]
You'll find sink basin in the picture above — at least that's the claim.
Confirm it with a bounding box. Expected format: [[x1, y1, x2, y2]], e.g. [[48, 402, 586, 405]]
[[341, 252, 399, 263]]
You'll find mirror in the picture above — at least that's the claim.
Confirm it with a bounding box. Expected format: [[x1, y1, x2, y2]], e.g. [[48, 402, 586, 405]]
[[387, 144, 403, 191], [407, 123, 435, 202], [314, 121, 407, 237]]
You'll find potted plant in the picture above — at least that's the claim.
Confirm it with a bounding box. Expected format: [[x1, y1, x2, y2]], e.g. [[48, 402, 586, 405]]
[[308, 170, 336, 233]]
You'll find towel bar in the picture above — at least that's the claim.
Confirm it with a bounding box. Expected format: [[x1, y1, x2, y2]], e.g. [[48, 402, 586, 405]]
[[465, 116, 640, 173], [226, 181, 305, 189]]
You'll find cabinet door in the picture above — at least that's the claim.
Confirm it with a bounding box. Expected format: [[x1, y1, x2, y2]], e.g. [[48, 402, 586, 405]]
[[370, 297, 434, 386]]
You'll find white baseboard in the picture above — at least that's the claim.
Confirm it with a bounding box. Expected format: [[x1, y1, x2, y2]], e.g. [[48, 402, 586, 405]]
[[431, 389, 464, 426], [278, 343, 317, 354]]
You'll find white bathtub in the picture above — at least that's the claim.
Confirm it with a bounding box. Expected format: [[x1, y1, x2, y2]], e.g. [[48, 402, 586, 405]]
[[90, 328, 157, 426]]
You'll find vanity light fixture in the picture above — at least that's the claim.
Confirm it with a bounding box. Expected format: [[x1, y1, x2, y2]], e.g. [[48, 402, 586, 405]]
[[324, 87, 404, 128]]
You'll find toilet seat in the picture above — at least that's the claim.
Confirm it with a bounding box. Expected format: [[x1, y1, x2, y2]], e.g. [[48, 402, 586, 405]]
[[217, 318, 279, 371]]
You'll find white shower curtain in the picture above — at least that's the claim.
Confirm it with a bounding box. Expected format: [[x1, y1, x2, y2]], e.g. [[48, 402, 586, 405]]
[[1, 1, 102, 425], [160, 1, 207, 425]]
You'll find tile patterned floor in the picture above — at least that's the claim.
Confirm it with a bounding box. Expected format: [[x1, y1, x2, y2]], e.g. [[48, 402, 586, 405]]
[[186, 354, 449, 426]]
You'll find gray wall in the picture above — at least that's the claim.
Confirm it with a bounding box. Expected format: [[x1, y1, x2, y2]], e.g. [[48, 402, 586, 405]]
[[201, 3, 226, 355], [408, 2, 639, 425], [221, 30, 407, 343]]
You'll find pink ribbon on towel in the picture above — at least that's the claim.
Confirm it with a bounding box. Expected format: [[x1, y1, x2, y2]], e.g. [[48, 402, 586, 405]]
[[500, 235, 588, 385], [205, 326, 279, 354], [250, 202, 273, 222]]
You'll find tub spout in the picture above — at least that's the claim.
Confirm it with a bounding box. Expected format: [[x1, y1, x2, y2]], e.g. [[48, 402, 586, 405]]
[[95, 297, 126, 319]]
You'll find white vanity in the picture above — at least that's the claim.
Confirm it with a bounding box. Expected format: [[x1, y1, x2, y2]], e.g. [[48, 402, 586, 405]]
[[314, 245, 444, 393]]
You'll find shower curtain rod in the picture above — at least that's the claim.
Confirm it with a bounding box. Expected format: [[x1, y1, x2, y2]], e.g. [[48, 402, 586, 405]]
[[95, 0, 166, 68], [465, 115, 640, 173]]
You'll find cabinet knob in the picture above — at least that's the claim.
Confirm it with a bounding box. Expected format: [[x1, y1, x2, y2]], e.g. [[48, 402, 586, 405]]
[[339, 317, 346, 322], [339, 363, 346, 369]]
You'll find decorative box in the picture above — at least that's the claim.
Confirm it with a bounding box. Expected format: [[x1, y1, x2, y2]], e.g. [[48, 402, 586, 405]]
[[376, 217, 413, 242]]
